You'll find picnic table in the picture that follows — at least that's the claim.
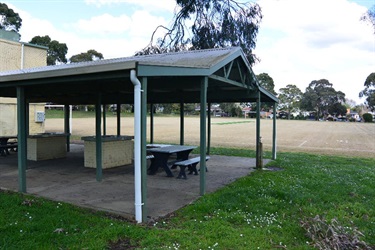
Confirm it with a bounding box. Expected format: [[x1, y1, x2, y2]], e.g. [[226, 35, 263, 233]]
[[0, 136, 18, 156], [147, 145, 196, 177]]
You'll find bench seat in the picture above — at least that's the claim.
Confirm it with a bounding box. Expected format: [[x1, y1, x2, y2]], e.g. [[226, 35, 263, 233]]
[[0, 143, 18, 156], [146, 154, 154, 160], [173, 156, 210, 179]]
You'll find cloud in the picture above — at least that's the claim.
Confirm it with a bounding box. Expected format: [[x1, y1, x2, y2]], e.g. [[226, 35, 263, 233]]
[[84, 0, 176, 12], [68, 10, 170, 57], [75, 14, 132, 35], [73, 11, 169, 39], [10, 3, 171, 60], [8, 4, 73, 45], [258, 0, 371, 48], [253, 0, 375, 103]]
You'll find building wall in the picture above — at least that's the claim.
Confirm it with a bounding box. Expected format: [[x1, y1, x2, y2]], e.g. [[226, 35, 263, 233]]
[[0, 38, 47, 71], [0, 36, 48, 136], [23, 44, 48, 69], [0, 98, 45, 136]]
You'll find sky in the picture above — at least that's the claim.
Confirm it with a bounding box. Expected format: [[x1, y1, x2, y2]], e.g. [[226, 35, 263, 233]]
[[3, 0, 375, 105]]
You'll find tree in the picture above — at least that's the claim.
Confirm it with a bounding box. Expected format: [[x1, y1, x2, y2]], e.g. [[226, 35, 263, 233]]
[[278, 84, 303, 119], [70, 49, 104, 63], [300, 79, 345, 120], [362, 113, 373, 123], [29, 35, 68, 65], [327, 102, 347, 117], [136, 0, 262, 65], [0, 3, 22, 32], [359, 72, 375, 111], [220, 103, 242, 117], [361, 5, 375, 34], [162, 103, 180, 114], [256, 73, 277, 95]]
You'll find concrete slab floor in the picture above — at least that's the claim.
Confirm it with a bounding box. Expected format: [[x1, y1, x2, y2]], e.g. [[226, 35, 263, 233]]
[[0, 144, 270, 221]]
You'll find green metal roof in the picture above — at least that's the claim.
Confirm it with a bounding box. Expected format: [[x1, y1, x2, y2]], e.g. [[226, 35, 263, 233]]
[[0, 47, 278, 104]]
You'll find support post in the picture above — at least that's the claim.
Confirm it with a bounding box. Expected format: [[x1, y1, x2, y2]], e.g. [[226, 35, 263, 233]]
[[64, 104, 70, 152], [95, 95, 103, 181], [116, 103, 121, 136], [150, 103, 154, 144], [25, 103, 29, 137], [102, 104, 106, 136], [255, 91, 262, 169], [17, 87, 27, 192], [272, 102, 277, 160], [141, 77, 148, 222], [180, 102, 184, 145], [200, 77, 208, 195], [207, 102, 211, 155]]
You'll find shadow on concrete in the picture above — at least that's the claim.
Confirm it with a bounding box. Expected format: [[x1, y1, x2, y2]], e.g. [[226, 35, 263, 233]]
[[0, 144, 270, 220]]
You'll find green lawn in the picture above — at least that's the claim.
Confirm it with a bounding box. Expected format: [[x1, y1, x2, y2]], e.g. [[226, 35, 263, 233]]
[[1, 149, 374, 249]]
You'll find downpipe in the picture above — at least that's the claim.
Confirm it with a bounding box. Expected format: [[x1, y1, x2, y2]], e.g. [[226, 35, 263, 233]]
[[130, 70, 143, 223]]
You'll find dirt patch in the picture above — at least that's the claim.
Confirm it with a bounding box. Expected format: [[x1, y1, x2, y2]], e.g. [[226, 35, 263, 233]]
[[45, 117, 375, 158], [108, 238, 138, 250]]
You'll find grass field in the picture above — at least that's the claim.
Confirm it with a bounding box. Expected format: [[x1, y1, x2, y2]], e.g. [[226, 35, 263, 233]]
[[45, 116, 375, 158], [1, 114, 373, 249], [1, 150, 374, 249]]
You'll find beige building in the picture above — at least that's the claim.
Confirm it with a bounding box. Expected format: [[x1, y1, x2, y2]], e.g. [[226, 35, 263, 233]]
[[0, 30, 48, 136]]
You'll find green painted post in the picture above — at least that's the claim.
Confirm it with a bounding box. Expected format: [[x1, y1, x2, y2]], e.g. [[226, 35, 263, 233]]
[[200, 77, 208, 196], [117, 103, 121, 136], [141, 77, 148, 222], [180, 102, 184, 145], [64, 105, 70, 152], [272, 103, 277, 160], [95, 95, 103, 181], [150, 103, 154, 144], [207, 102, 211, 155], [25, 103, 29, 137], [256, 91, 261, 169], [17, 87, 27, 193], [103, 105, 106, 136]]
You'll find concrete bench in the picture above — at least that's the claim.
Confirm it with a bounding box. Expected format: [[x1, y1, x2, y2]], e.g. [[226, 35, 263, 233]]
[[173, 156, 210, 179]]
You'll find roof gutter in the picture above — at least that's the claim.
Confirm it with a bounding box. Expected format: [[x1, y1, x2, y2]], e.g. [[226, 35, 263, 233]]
[[130, 69, 143, 223]]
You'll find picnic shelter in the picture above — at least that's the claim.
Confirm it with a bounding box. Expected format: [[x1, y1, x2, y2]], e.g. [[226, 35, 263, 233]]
[[0, 47, 278, 222]]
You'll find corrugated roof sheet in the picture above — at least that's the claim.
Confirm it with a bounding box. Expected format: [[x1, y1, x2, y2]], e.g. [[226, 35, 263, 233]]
[[0, 47, 242, 77]]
